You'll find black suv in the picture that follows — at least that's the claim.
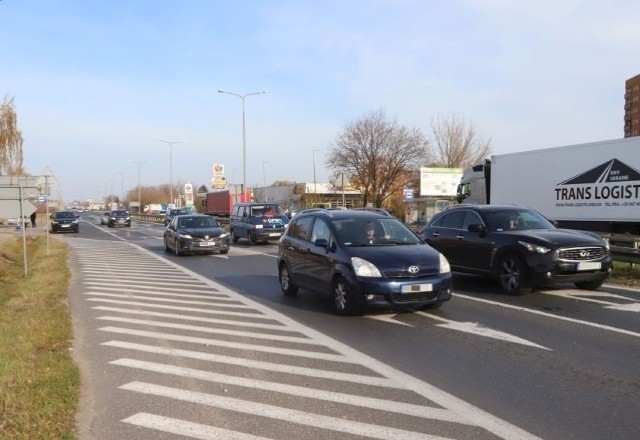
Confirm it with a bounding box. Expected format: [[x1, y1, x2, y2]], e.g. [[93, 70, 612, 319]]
[[164, 208, 192, 226], [107, 210, 131, 228], [422, 204, 612, 295], [50, 210, 79, 233], [277, 209, 452, 315]]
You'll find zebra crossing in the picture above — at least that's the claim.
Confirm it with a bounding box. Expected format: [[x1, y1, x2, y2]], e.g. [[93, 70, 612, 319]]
[[69, 238, 541, 440]]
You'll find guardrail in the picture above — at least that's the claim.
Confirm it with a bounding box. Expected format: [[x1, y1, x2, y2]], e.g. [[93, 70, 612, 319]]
[[605, 233, 640, 265]]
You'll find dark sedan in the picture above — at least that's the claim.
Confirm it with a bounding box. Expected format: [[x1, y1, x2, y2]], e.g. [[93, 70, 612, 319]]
[[422, 204, 612, 295], [50, 210, 79, 233], [277, 209, 452, 315], [164, 214, 230, 256]]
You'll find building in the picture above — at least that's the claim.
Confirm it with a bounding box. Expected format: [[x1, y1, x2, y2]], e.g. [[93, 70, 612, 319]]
[[624, 74, 640, 137]]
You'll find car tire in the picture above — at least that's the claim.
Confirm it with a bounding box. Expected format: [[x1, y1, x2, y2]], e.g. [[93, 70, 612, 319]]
[[230, 230, 238, 244], [332, 277, 361, 316], [279, 263, 298, 296], [496, 253, 531, 295], [174, 239, 182, 256], [249, 232, 257, 245], [219, 249, 229, 255], [164, 237, 171, 253], [574, 279, 604, 290]]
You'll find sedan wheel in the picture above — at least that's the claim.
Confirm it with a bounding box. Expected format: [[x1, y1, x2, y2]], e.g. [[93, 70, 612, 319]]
[[164, 237, 171, 253], [174, 239, 182, 256], [497, 253, 530, 295], [279, 263, 298, 296], [332, 277, 361, 316]]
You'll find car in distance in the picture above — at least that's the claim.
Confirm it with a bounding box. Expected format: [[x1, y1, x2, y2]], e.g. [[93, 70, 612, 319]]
[[164, 214, 230, 256], [230, 203, 289, 244], [422, 204, 612, 295], [164, 207, 192, 226], [107, 210, 131, 228], [50, 210, 80, 233], [277, 209, 452, 315], [100, 211, 110, 225]]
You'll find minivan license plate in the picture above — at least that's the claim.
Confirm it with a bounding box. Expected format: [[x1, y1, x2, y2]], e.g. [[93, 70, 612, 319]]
[[401, 284, 432, 293]]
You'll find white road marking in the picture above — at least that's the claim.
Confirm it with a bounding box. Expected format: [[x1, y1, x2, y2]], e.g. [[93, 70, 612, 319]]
[[417, 312, 550, 350], [123, 413, 274, 440], [120, 381, 456, 440], [112, 358, 466, 423], [539, 290, 640, 313], [86, 298, 270, 317], [454, 293, 640, 339], [84, 291, 251, 308], [366, 314, 415, 327]]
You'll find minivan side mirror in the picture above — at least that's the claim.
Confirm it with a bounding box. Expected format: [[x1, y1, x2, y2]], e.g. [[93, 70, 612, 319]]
[[314, 238, 329, 248]]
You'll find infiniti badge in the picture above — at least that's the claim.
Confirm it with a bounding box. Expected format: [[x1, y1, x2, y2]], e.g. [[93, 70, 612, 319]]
[[579, 250, 590, 258]]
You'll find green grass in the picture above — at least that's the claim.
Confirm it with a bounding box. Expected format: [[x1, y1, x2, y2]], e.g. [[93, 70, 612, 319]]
[[609, 261, 640, 288], [0, 236, 80, 439]]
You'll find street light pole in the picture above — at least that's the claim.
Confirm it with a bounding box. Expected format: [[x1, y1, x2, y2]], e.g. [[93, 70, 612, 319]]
[[132, 161, 145, 213], [117, 171, 127, 208], [218, 89, 267, 201], [156, 139, 184, 207], [262, 160, 270, 202]]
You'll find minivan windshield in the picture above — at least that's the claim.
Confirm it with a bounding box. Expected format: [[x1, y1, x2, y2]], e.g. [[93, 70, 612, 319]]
[[334, 218, 421, 246]]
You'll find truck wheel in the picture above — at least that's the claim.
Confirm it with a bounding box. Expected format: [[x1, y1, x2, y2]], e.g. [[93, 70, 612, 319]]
[[230, 230, 238, 244], [332, 277, 362, 316], [249, 232, 257, 245], [496, 253, 531, 295], [279, 263, 298, 296], [575, 279, 604, 290]]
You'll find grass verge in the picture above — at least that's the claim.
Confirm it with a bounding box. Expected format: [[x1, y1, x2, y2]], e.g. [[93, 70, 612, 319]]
[[608, 261, 640, 288], [0, 236, 80, 439]]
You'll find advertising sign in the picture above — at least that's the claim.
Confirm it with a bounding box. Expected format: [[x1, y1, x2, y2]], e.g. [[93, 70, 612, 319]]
[[184, 183, 194, 207], [213, 163, 224, 178], [420, 167, 462, 197]]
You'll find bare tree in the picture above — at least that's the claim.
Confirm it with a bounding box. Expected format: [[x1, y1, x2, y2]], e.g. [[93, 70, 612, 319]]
[[327, 110, 429, 208], [430, 113, 491, 169], [0, 96, 24, 175]]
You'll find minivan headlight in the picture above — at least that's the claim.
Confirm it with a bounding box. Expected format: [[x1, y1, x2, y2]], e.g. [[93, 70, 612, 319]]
[[352, 257, 382, 278], [439, 253, 451, 273]]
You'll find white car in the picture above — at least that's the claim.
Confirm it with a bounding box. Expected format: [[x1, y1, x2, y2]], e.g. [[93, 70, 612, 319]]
[[100, 211, 110, 225]]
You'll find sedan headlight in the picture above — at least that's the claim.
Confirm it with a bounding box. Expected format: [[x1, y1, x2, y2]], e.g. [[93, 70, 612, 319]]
[[439, 253, 451, 274], [219, 233, 229, 239], [178, 233, 193, 239], [351, 257, 382, 278], [518, 240, 551, 254]]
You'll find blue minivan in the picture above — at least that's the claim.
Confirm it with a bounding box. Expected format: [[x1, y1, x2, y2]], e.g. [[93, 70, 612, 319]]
[[229, 203, 289, 244]]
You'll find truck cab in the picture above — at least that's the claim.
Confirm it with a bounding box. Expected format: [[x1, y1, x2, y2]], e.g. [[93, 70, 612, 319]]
[[457, 160, 490, 204]]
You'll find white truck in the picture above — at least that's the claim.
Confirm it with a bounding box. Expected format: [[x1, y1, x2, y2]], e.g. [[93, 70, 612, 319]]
[[457, 137, 640, 236]]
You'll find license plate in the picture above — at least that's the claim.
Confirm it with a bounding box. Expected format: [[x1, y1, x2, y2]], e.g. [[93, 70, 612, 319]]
[[401, 283, 433, 293], [200, 242, 213, 247], [578, 261, 601, 271], [269, 233, 281, 237]]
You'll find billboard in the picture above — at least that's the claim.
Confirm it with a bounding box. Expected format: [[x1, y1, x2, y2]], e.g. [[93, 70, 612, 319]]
[[419, 167, 462, 197]]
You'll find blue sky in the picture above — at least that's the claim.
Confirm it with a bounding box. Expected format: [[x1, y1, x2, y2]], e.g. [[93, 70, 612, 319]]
[[1, 0, 638, 203]]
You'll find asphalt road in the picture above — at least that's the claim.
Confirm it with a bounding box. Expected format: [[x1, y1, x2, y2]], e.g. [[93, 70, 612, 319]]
[[61, 213, 640, 440]]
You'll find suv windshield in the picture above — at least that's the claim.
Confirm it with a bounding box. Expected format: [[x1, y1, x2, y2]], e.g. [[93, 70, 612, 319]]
[[112, 210, 129, 217], [483, 208, 555, 232]]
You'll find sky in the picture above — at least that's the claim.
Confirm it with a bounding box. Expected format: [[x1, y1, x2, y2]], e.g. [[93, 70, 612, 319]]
[[1, 0, 639, 203]]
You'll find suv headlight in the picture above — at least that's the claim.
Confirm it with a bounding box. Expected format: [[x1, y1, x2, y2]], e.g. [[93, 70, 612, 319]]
[[518, 240, 551, 254], [352, 257, 382, 278]]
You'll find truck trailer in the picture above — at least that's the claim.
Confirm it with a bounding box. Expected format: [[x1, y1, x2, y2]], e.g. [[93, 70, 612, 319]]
[[205, 190, 252, 216], [457, 137, 640, 235]]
